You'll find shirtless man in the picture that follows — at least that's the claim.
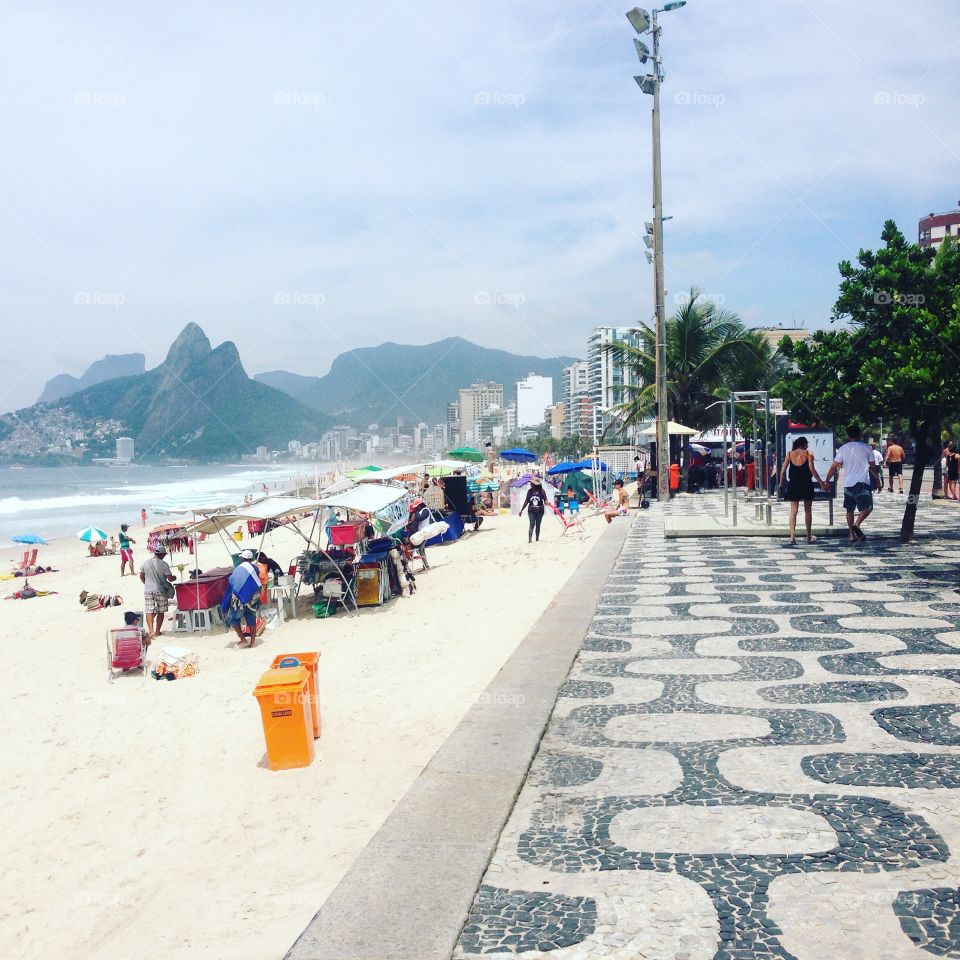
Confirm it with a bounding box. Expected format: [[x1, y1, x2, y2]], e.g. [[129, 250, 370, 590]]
[[883, 436, 906, 493]]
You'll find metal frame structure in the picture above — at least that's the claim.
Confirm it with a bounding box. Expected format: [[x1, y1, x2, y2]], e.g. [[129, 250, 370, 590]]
[[720, 390, 774, 527]]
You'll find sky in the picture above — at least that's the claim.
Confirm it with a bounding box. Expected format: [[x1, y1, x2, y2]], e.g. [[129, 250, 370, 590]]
[[1, 0, 958, 414]]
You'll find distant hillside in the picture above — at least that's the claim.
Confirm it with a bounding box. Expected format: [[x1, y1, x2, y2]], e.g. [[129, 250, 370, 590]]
[[38, 353, 146, 404], [0, 324, 330, 462], [256, 337, 576, 427]]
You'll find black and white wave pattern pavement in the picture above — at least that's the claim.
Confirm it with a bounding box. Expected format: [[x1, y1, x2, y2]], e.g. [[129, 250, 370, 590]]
[[454, 496, 960, 959]]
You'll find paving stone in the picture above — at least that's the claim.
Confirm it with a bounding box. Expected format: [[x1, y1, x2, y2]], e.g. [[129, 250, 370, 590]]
[[452, 496, 959, 960]]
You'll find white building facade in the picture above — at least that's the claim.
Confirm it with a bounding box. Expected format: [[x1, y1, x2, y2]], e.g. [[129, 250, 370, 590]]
[[515, 373, 553, 431]]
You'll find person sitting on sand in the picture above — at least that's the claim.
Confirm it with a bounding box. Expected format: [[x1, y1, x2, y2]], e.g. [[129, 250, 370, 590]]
[[602, 479, 630, 524]]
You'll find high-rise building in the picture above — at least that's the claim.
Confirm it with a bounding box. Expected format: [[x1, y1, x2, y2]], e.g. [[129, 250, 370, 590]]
[[587, 327, 645, 442], [458, 382, 504, 445], [516, 373, 553, 430], [562, 361, 591, 440], [919, 206, 960, 249], [115, 436, 134, 462], [548, 402, 566, 441]]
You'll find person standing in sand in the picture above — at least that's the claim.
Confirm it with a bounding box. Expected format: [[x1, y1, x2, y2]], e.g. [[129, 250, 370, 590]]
[[518, 476, 547, 543], [139, 545, 175, 639], [220, 550, 263, 648], [140, 507, 147, 527], [779, 437, 825, 545], [118, 523, 136, 577]]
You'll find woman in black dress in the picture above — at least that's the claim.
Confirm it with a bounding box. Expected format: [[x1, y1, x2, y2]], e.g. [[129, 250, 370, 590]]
[[947, 443, 960, 501], [779, 436, 825, 545]]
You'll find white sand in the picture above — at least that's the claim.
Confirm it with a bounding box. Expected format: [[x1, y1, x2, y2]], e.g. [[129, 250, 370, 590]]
[[0, 510, 605, 960]]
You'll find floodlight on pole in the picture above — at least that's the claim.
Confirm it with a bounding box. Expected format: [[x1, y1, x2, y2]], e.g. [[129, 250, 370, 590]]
[[633, 38, 650, 62], [626, 7, 651, 33], [634, 75, 656, 95], [627, 1, 688, 504]]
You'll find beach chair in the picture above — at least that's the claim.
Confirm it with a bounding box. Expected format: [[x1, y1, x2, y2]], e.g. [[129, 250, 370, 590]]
[[106, 627, 148, 682], [14, 548, 38, 574], [585, 491, 611, 515], [547, 502, 588, 538]]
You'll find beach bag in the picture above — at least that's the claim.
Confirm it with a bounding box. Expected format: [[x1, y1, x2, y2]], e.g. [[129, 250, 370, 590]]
[[161, 579, 176, 600]]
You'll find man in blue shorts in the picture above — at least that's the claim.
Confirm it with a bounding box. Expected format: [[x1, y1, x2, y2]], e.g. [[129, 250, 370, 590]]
[[822, 425, 882, 543]]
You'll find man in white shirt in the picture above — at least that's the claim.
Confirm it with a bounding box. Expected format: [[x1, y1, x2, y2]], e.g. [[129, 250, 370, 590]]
[[823, 425, 882, 543]]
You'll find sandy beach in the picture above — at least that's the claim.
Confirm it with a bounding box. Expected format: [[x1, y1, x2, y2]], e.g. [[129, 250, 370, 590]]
[[1, 509, 607, 960]]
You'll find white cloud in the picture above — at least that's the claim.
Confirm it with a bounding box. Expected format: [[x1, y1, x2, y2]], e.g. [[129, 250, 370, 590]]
[[0, 0, 957, 411]]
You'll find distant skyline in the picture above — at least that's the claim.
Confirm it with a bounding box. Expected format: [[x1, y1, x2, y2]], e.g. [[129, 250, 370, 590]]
[[1, 0, 958, 413]]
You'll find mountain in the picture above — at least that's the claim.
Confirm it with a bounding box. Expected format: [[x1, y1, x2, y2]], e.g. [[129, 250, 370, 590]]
[[40, 324, 328, 460], [256, 337, 577, 427], [38, 353, 146, 404]]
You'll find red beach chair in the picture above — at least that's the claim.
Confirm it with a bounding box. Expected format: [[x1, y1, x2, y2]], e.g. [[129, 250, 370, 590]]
[[14, 548, 38, 574], [547, 502, 588, 538], [585, 490, 611, 515], [106, 627, 147, 682]]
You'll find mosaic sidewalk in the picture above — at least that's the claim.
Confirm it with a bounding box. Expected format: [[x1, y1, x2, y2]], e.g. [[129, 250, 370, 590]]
[[453, 496, 960, 960]]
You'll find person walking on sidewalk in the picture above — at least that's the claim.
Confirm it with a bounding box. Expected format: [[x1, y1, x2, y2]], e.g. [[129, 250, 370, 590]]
[[779, 437, 825, 545], [883, 436, 906, 494], [823, 425, 882, 543], [519, 476, 547, 543]]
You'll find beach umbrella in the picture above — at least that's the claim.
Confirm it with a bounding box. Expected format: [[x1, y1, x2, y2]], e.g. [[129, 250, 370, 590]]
[[77, 526, 108, 543], [447, 446, 485, 463], [500, 447, 537, 463], [637, 420, 699, 437], [577, 458, 608, 472], [686, 442, 710, 454], [547, 461, 579, 475], [11, 534, 48, 545]]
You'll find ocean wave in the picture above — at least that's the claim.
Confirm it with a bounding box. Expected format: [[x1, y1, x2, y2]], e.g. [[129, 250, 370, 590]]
[[0, 492, 151, 515]]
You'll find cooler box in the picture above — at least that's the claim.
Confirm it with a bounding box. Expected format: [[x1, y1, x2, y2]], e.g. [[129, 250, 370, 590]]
[[252, 666, 315, 770], [174, 574, 229, 611], [329, 521, 366, 546]]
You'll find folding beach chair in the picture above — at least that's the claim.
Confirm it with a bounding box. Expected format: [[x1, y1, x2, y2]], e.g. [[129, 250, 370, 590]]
[[14, 548, 38, 574], [105, 627, 148, 682], [585, 491, 611, 515], [547, 502, 588, 539]]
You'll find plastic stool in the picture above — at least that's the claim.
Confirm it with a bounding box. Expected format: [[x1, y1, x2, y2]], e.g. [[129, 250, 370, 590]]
[[190, 607, 222, 632]]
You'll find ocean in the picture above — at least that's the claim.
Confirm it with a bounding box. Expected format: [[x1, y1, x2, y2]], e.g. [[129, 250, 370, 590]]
[[0, 463, 326, 543]]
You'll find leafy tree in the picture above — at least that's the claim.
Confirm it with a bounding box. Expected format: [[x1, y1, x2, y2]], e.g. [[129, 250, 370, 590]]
[[604, 289, 779, 436], [779, 222, 960, 540]]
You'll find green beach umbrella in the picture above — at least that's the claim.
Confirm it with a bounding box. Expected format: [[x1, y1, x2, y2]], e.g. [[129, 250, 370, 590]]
[[446, 446, 485, 463]]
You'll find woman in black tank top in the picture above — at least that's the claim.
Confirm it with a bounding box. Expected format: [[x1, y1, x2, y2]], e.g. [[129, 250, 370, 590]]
[[779, 436, 825, 545]]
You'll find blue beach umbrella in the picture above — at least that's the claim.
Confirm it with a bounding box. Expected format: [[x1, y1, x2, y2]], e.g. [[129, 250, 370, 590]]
[[77, 526, 108, 543], [11, 534, 48, 545], [577, 458, 608, 471], [547, 461, 579, 475], [500, 447, 537, 463]]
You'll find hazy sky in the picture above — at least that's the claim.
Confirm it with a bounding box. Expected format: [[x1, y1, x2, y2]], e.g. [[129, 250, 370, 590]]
[[1, 0, 958, 413]]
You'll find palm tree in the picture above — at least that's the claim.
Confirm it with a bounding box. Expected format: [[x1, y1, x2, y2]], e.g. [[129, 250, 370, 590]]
[[603, 289, 779, 436]]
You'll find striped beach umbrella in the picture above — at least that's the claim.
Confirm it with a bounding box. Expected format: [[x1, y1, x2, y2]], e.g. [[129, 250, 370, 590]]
[[77, 526, 108, 543]]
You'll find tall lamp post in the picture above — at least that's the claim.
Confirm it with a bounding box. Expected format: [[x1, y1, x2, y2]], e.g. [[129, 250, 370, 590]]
[[627, 2, 686, 502]]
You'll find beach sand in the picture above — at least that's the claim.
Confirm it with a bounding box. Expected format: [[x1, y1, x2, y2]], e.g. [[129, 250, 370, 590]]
[[0, 509, 606, 960]]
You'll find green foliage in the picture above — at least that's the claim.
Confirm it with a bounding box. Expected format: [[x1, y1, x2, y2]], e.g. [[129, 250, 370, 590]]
[[779, 221, 960, 538], [604, 289, 781, 434]]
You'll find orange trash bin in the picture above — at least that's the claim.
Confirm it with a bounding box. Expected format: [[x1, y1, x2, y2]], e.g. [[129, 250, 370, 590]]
[[271, 653, 321, 738], [252, 666, 315, 770]]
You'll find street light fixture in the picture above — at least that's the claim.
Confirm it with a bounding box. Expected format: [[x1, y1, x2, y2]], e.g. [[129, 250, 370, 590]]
[[625, 2, 687, 503], [626, 7, 651, 33]]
